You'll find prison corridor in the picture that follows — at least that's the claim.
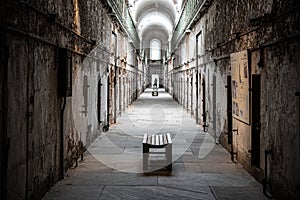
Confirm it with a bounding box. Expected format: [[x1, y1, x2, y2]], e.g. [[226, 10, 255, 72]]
[[42, 89, 268, 200]]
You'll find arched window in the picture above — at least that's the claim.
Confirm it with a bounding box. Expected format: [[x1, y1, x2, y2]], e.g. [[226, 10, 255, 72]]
[[150, 39, 161, 60]]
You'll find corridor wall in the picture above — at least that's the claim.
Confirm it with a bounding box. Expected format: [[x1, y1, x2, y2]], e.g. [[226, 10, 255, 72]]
[[0, 0, 144, 199], [166, 0, 300, 199]]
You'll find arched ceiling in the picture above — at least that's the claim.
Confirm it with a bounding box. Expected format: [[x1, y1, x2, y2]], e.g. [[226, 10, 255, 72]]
[[128, 0, 180, 47], [135, 0, 177, 24], [142, 27, 169, 49], [138, 13, 173, 39]]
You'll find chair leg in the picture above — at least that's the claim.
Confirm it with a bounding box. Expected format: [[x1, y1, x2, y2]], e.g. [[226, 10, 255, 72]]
[[166, 144, 172, 171], [143, 144, 149, 171]]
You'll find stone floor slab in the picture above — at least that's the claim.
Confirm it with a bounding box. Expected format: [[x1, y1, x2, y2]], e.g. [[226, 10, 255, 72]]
[[212, 186, 269, 200], [43, 185, 103, 200], [99, 186, 215, 200], [42, 89, 268, 200]]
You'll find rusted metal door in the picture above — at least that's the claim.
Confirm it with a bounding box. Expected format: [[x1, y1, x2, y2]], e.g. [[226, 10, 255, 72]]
[[97, 78, 102, 125], [202, 77, 206, 125], [251, 74, 261, 168], [227, 76, 233, 144]]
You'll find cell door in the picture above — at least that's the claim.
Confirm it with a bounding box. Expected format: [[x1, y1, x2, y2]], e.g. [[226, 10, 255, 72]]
[[119, 76, 122, 114], [202, 77, 206, 124], [97, 78, 101, 124], [251, 74, 261, 168], [109, 70, 114, 123], [227, 76, 233, 144], [190, 73, 193, 114], [186, 76, 189, 110], [196, 73, 201, 124]]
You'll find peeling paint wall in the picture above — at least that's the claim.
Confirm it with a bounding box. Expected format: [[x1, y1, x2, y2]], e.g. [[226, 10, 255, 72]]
[[2, 0, 143, 200], [167, 0, 300, 199], [262, 42, 300, 199]]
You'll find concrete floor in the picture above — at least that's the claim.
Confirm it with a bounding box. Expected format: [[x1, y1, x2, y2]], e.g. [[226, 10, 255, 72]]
[[42, 89, 270, 200]]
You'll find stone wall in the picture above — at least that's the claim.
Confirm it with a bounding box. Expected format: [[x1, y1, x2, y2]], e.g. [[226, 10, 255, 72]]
[[167, 0, 300, 199], [1, 0, 143, 200], [262, 42, 300, 199], [207, 1, 299, 199]]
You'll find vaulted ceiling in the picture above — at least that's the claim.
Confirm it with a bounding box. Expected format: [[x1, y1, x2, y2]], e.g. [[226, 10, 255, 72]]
[[128, 0, 182, 51]]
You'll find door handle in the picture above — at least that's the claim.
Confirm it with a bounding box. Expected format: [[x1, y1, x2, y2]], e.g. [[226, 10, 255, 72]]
[[254, 123, 261, 130]]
